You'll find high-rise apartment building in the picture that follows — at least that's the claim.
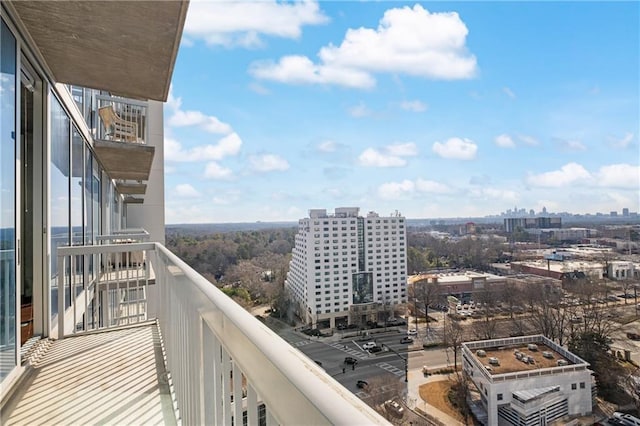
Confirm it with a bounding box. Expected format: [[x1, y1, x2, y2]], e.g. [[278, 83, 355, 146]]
[[286, 207, 407, 329]]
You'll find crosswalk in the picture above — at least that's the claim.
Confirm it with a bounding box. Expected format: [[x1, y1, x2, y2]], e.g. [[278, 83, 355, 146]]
[[327, 342, 367, 359], [376, 362, 404, 377], [293, 340, 313, 347]]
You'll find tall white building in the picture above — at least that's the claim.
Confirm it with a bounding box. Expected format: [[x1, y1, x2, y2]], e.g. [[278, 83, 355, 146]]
[[286, 207, 407, 329]]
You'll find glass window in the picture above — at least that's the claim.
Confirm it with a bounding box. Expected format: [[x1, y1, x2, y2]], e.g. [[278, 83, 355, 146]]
[[71, 127, 84, 246], [50, 96, 70, 317], [0, 19, 17, 381], [84, 149, 92, 244], [92, 157, 100, 240]]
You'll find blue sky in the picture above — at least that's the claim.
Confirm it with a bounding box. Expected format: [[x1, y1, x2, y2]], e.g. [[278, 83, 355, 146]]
[[164, 1, 639, 224]]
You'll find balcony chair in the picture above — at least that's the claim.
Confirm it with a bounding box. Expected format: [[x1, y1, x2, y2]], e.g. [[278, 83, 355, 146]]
[[98, 105, 139, 142]]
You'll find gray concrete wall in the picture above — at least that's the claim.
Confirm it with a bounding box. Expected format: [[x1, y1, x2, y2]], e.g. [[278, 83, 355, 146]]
[[126, 100, 165, 244]]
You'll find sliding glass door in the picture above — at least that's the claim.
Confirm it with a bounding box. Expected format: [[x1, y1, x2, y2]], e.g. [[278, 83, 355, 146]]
[[0, 18, 17, 383]]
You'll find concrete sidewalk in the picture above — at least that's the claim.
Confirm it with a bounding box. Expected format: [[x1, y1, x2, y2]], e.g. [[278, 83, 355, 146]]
[[406, 369, 465, 426]]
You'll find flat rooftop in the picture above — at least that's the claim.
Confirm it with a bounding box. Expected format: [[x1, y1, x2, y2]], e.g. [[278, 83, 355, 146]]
[[472, 342, 572, 375]]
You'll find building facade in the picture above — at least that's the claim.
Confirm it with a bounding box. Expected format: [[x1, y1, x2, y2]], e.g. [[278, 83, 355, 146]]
[[504, 217, 562, 233], [462, 335, 593, 426], [286, 207, 407, 328]]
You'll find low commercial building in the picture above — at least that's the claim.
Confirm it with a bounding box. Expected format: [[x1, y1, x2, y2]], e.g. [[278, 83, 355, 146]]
[[462, 335, 593, 426], [510, 260, 604, 281], [410, 271, 506, 301], [608, 261, 639, 280]]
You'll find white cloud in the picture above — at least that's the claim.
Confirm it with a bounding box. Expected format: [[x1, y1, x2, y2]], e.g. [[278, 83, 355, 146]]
[[494, 134, 516, 148], [518, 134, 539, 146], [554, 138, 586, 151], [184, 0, 329, 48], [502, 87, 516, 99], [165, 133, 242, 162], [378, 178, 450, 199], [415, 179, 451, 194], [317, 140, 337, 153], [432, 137, 477, 160], [251, 55, 375, 89], [526, 163, 592, 188], [358, 142, 418, 167], [348, 102, 372, 118], [378, 179, 415, 199], [595, 164, 639, 189], [469, 187, 519, 202], [251, 4, 477, 88], [169, 110, 233, 134], [204, 162, 233, 180], [167, 87, 232, 134], [387, 142, 418, 157], [174, 184, 201, 198], [359, 149, 407, 167], [400, 100, 427, 112], [609, 132, 634, 149], [250, 154, 290, 172]]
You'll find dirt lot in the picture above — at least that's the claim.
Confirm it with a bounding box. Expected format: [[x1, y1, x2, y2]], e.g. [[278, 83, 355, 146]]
[[419, 379, 473, 425]]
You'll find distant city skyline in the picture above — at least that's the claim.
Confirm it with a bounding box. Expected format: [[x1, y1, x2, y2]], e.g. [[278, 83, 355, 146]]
[[165, 1, 639, 224]]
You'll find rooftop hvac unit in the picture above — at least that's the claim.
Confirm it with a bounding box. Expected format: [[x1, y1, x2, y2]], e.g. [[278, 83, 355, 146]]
[[557, 359, 568, 366], [476, 350, 487, 357], [527, 344, 539, 351], [489, 357, 500, 366], [542, 351, 554, 359]]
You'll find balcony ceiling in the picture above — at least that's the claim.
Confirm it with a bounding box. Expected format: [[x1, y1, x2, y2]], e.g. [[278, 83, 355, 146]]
[[10, 1, 188, 101], [116, 182, 147, 195], [124, 196, 144, 204], [94, 140, 154, 181]]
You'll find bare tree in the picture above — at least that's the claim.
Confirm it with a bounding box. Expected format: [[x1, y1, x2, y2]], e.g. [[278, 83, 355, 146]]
[[414, 277, 441, 331], [444, 317, 464, 370], [471, 285, 499, 340]]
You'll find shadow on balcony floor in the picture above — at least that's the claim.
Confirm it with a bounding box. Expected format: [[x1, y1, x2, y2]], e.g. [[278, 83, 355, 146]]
[[2, 322, 176, 426]]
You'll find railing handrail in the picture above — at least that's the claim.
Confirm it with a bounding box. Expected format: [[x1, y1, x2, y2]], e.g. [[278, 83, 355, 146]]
[[154, 243, 388, 425], [95, 93, 149, 108], [57, 242, 155, 256], [54, 241, 388, 424]]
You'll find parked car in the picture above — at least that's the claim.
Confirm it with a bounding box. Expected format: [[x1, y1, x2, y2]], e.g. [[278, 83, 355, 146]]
[[369, 346, 382, 353], [344, 356, 358, 365], [627, 332, 640, 341], [400, 336, 413, 344], [407, 328, 417, 336], [356, 380, 369, 389], [362, 342, 376, 350], [384, 400, 404, 417]]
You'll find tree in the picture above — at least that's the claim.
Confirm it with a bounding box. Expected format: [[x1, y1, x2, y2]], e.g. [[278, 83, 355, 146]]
[[444, 317, 464, 370], [471, 285, 499, 340], [414, 277, 441, 331], [448, 371, 471, 423]]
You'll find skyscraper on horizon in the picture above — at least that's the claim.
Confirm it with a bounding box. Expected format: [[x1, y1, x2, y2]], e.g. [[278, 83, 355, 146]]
[[285, 207, 407, 329]]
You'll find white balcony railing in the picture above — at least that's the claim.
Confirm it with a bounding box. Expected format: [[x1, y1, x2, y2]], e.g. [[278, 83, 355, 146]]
[[95, 94, 148, 144], [56, 241, 388, 425]]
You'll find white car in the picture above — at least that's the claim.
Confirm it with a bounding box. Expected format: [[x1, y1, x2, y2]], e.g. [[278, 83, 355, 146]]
[[362, 342, 377, 350], [407, 328, 417, 336]]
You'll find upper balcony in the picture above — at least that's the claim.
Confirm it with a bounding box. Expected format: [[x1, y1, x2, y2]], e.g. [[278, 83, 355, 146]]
[[93, 95, 155, 182], [2, 236, 389, 425]]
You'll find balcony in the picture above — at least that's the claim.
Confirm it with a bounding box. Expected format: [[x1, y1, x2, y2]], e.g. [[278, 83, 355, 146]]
[[2, 239, 388, 425], [93, 95, 155, 182]]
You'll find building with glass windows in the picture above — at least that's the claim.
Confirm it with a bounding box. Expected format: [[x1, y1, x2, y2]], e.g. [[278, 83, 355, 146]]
[[286, 207, 407, 329], [0, 3, 387, 424]]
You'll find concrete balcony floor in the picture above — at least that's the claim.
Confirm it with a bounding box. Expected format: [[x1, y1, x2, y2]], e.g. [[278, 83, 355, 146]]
[[2, 322, 176, 425]]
